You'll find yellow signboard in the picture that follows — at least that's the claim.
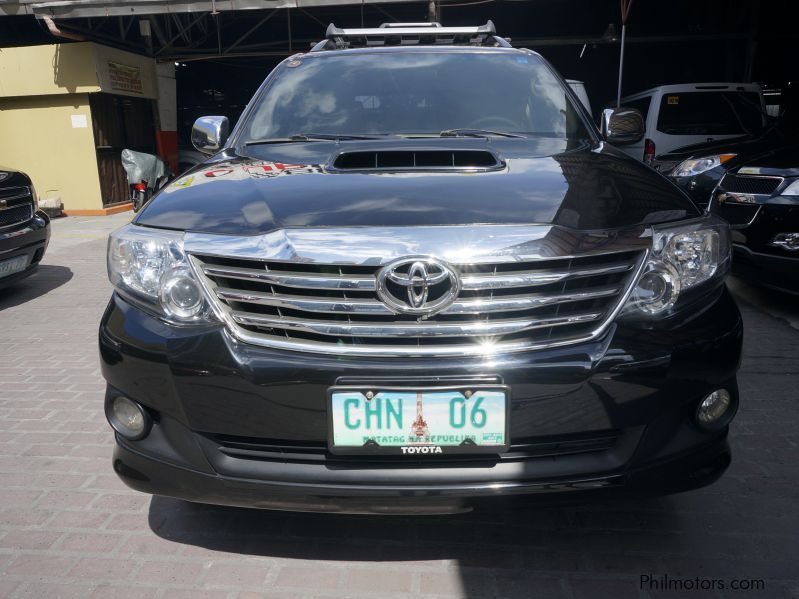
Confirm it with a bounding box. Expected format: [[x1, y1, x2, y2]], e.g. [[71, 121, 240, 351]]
[[107, 61, 143, 94]]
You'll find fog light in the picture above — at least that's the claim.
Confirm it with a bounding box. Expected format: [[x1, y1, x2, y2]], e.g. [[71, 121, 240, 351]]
[[107, 396, 150, 440], [696, 389, 732, 429]]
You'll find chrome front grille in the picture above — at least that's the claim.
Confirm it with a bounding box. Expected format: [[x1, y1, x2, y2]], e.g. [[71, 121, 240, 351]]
[[191, 244, 645, 357]]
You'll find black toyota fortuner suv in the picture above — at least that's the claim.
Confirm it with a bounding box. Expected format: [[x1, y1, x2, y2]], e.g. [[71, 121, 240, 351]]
[[100, 22, 742, 514]]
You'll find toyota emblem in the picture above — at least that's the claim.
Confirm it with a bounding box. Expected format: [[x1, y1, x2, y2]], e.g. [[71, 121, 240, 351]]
[[376, 257, 460, 317]]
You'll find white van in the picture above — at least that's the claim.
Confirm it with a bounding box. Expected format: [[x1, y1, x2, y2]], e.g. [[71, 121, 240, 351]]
[[616, 83, 767, 164]]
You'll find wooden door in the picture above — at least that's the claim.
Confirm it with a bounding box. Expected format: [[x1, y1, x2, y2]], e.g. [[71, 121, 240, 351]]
[[90, 93, 157, 206]]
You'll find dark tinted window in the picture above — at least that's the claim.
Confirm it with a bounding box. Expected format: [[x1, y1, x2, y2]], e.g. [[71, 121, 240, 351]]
[[656, 92, 764, 135], [241, 52, 589, 140], [624, 96, 652, 121]]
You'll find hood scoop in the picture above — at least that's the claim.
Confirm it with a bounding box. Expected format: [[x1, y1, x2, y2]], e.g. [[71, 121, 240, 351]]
[[330, 149, 504, 172]]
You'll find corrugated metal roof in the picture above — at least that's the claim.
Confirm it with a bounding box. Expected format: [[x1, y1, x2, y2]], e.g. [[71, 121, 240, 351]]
[[2, 0, 417, 18]]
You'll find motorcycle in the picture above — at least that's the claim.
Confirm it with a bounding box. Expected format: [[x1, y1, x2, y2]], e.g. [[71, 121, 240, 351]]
[[121, 149, 170, 213]]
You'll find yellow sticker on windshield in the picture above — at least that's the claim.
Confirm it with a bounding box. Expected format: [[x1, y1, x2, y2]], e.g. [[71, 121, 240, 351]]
[[667, 96, 679, 105]]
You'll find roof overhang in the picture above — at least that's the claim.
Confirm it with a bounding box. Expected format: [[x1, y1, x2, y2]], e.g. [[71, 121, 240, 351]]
[[2, 0, 421, 19]]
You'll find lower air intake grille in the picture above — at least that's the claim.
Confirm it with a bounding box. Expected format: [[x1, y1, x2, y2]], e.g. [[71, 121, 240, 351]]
[[210, 431, 620, 465]]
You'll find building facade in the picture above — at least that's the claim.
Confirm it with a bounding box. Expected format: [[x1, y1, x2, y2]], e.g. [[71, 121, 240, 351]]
[[0, 42, 174, 214]]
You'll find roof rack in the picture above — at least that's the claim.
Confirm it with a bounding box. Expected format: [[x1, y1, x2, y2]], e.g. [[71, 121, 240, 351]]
[[311, 21, 511, 51]]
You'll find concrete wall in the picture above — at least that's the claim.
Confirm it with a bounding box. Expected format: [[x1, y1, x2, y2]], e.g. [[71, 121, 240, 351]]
[[0, 42, 158, 99], [0, 93, 103, 211], [0, 43, 100, 97]]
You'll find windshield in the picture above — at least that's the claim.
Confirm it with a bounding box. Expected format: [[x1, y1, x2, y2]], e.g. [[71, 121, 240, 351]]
[[239, 51, 590, 141], [656, 91, 766, 136]]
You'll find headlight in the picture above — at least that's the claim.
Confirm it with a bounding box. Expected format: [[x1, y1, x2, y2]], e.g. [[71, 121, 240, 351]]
[[671, 154, 736, 178], [623, 216, 731, 317], [107, 224, 213, 323], [781, 179, 799, 196]]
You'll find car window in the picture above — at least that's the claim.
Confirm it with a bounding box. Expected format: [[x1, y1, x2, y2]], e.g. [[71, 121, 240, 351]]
[[241, 52, 590, 141], [624, 96, 652, 122], [656, 92, 765, 136]]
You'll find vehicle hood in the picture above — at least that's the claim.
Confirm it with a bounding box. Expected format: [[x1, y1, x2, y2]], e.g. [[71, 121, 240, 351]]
[[135, 138, 698, 235], [730, 144, 799, 178], [658, 135, 760, 162], [0, 167, 31, 187], [657, 127, 795, 163]]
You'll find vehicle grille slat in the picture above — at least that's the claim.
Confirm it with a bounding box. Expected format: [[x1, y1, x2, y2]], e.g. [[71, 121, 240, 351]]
[[191, 247, 644, 356], [204, 261, 633, 292], [230, 311, 603, 338], [461, 262, 634, 290], [216, 288, 393, 314], [0, 186, 32, 202], [202, 264, 377, 290], [216, 285, 621, 315]]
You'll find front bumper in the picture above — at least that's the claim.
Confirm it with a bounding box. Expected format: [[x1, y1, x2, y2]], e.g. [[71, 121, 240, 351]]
[[112, 433, 731, 514], [723, 200, 799, 294], [0, 212, 50, 289], [100, 286, 743, 513], [732, 244, 799, 295]]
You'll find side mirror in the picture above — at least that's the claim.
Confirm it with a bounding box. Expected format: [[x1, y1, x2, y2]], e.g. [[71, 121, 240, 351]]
[[191, 116, 230, 154], [601, 107, 645, 145]]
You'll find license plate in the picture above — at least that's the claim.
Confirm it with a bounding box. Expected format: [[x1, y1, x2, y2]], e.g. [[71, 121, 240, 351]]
[[328, 386, 509, 455], [0, 255, 28, 279]]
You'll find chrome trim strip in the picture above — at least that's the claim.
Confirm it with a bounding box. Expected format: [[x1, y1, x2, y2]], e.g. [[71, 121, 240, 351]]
[[460, 262, 635, 290], [203, 259, 636, 292], [231, 311, 603, 338], [216, 288, 390, 314], [215, 285, 620, 315], [727, 174, 784, 182], [0, 186, 32, 204], [716, 203, 762, 229], [202, 264, 376, 290], [185, 224, 649, 266], [448, 287, 620, 314]]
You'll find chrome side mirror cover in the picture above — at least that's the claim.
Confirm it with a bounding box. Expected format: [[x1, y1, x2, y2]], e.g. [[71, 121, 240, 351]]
[[601, 107, 645, 145], [191, 116, 230, 154]]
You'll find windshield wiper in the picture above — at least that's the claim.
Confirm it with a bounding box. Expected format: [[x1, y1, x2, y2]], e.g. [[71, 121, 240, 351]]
[[439, 128, 525, 139], [246, 133, 381, 146]]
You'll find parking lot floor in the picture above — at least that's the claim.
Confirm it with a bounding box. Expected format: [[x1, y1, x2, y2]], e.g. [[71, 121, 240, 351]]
[[0, 214, 797, 599]]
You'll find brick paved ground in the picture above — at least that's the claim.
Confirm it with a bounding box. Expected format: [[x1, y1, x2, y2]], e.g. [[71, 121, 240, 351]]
[[0, 214, 797, 599]]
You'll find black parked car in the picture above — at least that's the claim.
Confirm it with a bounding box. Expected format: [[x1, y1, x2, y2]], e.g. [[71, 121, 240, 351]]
[[708, 145, 799, 294], [100, 22, 742, 514], [0, 167, 50, 289], [657, 95, 799, 208]]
